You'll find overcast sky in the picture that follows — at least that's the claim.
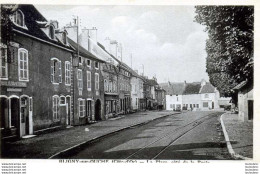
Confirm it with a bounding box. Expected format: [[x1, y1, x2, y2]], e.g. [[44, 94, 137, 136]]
[[35, 5, 209, 83]]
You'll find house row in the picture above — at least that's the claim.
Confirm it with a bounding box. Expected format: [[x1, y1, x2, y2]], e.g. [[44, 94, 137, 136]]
[[0, 4, 166, 139], [160, 79, 231, 111]]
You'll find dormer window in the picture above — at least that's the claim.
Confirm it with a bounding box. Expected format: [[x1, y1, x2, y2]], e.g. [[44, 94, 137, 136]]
[[11, 10, 27, 29], [49, 25, 55, 39]]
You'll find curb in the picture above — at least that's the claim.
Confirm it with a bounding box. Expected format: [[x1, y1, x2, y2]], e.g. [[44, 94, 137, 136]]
[[220, 113, 252, 160], [49, 112, 180, 159]]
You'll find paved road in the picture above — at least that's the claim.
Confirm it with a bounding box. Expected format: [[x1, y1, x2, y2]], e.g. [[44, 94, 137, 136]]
[[68, 111, 232, 160]]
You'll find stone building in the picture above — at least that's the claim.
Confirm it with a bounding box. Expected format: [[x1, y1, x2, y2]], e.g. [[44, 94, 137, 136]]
[[0, 5, 74, 138]]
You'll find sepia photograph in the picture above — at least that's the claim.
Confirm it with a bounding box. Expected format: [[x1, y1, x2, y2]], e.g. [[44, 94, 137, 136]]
[[0, 2, 258, 172]]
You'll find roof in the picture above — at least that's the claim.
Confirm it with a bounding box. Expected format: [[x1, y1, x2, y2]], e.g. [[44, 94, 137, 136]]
[[233, 80, 248, 90], [160, 82, 185, 95], [8, 5, 73, 51], [183, 82, 201, 95], [146, 79, 158, 86], [200, 82, 215, 94], [68, 37, 105, 62]]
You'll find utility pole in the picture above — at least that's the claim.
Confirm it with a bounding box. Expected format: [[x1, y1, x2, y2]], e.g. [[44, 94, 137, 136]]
[[130, 53, 132, 69], [141, 64, 144, 75]]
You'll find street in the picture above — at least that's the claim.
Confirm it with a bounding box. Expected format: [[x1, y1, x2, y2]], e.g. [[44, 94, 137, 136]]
[[67, 111, 231, 160]]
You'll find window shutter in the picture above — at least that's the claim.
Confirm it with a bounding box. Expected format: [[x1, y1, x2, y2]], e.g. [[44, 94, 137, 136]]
[[59, 61, 62, 83], [51, 62, 54, 83]]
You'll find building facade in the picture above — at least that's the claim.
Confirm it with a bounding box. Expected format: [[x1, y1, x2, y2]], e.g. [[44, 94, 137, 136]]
[[130, 70, 145, 111], [161, 79, 225, 111], [102, 62, 119, 119], [68, 38, 105, 124], [0, 5, 74, 138], [233, 80, 253, 121]]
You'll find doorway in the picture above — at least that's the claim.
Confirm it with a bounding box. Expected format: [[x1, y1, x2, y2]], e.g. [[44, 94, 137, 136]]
[[248, 100, 253, 120], [95, 99, 101, 121], [66, 96, 71, 125], [10, 97, 19, 135]]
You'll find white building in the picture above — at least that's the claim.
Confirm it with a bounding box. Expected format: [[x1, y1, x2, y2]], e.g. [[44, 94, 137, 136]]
[[161, 79, 229, 111]]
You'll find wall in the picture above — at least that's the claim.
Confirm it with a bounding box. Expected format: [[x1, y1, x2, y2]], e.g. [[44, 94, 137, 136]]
[[238, 86, 253, 121], [166, 95, 182, 110], [182, 94, 201, 110], [0, 32, 73, 136]]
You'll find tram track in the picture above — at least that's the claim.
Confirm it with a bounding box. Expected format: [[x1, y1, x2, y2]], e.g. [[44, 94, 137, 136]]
[[125, 112, 221, 159]]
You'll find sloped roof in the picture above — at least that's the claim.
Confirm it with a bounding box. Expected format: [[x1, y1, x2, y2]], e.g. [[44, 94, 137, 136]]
[[68, 37, 105, 62], [183, 82, 201, 95], [200, 82, 215, 94], [160, 82, 185, 95], [233, 80, 248, 90], [9, 5, 73, 51], [147, 79, 158, 86]]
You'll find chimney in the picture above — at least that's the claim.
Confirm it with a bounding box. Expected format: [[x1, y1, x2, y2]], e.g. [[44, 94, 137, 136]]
[[79, 28, 89, 50], [65, 25, 77, 43]]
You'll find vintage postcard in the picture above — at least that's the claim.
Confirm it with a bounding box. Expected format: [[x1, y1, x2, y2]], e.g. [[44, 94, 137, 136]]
[[0, 0, 259, 174]]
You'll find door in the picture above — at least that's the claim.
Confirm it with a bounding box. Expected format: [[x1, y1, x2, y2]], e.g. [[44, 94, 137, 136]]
[[66, 96, 71, 125], [248, 100, 253, 120], [20, 97, 29, 136], [212, 102, 214, 109], [10, 98, 19, 136], [95, 99, 101, 121]]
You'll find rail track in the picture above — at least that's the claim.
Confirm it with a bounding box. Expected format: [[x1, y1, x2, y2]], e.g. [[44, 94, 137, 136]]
[[125, 112, 221, 159]]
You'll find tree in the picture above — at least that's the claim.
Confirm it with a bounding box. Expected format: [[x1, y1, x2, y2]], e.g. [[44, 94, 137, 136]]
[[194, 6, 254, 97]]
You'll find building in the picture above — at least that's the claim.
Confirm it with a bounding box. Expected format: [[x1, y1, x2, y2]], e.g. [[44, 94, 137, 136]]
[[161, 79, 227, 111], [162, 82, 185, 111], [68, 38, 105, 124], [0, 5, 74, 138], [142, 77, 158, 110], [130, 70, 145, 111], [117, 62, 132, 114], [233, 80, 253, 121], [102, 61, 119, 119], [155, 86, 166, 110]]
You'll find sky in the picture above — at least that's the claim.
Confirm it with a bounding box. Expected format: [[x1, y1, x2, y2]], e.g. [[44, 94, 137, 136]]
[[35, 5, 209, 83]]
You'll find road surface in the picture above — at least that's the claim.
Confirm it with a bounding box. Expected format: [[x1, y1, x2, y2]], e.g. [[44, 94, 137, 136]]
[[68, 111, 231, 160]]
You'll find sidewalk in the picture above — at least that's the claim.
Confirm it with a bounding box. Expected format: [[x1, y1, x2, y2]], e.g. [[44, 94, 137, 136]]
[[221, 112, 253, 159], [1, 110, 178, 159]]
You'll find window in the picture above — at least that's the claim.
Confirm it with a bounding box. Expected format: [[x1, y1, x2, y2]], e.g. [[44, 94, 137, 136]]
[[53, 96, 59, 121], [190, 104, 192, 108], [79, 56, 82, 65], [113, 81, 117, 92], [109, 81, 112, 92], [0, 47, 8, 79], [11, 10, 25, 28], [203, 102, 208, 107], [87, 71, 91, 91], [51, 58, 62, 84], [78, 99, 85, 117], [87, 59, 91, 67], [104, 79, 108, 92], [29, 97, 33, 112], [205, 94, 209, 98], [62, 32, 67, 44], [95, 73, 99, 90], [197, 104, 199, 108], [95, 62, 99, 69], [65, 61, 71, 85], [78, 69, 83, 92], [86, 100, 92, 117], [18, 48, 29, 81], [60, 96, 66, 105], [49, 25, 55, 39]]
